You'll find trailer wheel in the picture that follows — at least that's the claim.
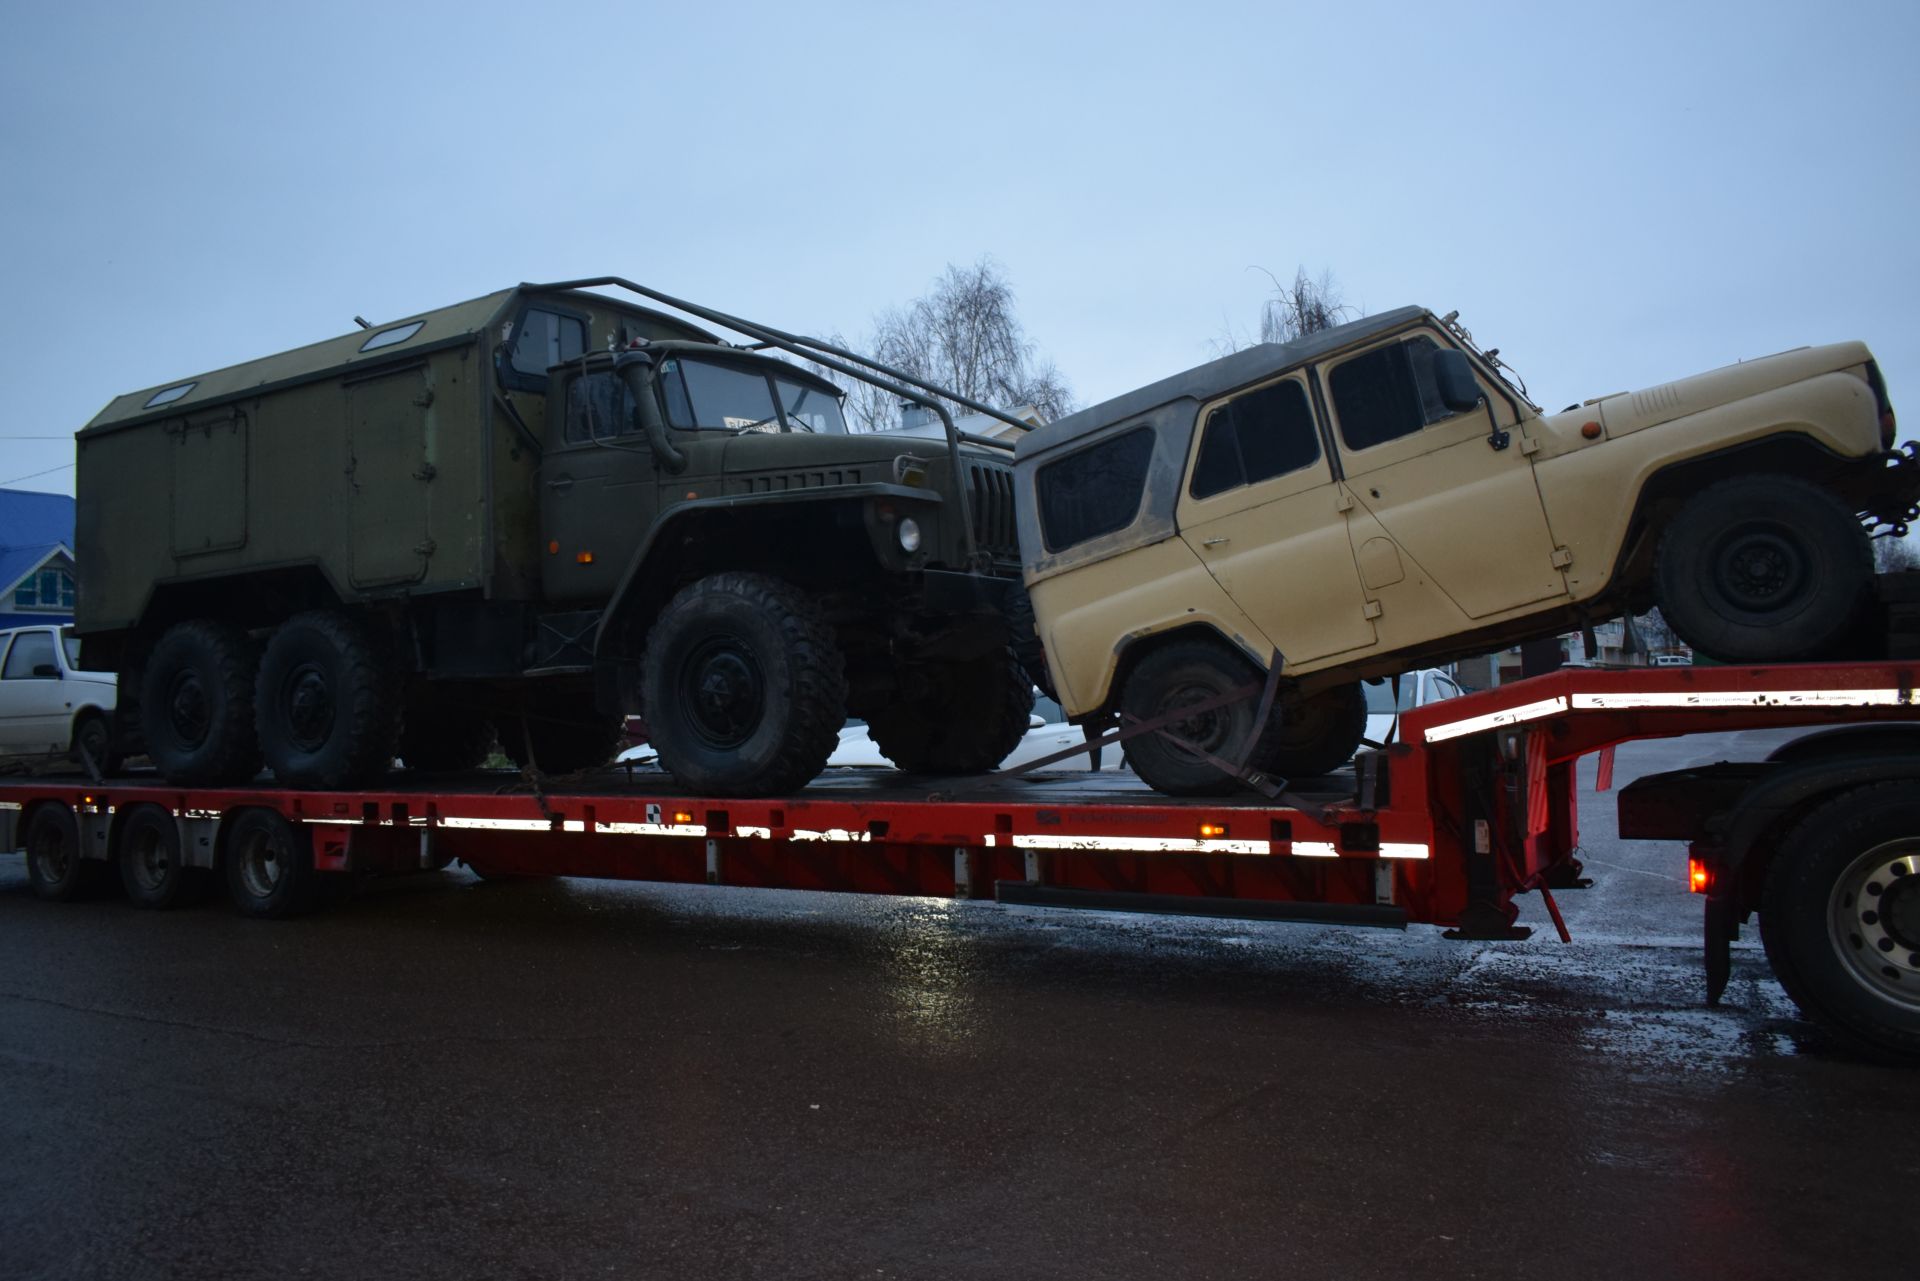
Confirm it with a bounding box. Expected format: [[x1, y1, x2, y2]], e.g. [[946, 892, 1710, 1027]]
[[641, 572, 847, 796], [1761, 783, 1920, 1061], [223, 808, 321, 919], [256, 611, 402, 789], [117, 804, 205, 909], [1655, 474, 1871, 662], [498, 694, 624, 775], [399, 693, 497, 772], [140, 619, 262, 786], [1253, 683, 1368, 780], [866, 650, 1034, 774], [1120, 640, 1266, 797], [25, 804, 109, 901]]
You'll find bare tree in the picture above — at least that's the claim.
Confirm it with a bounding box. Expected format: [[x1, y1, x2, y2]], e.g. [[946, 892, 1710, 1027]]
[[1215, 265, 1358, 354], [1875, 535, 1919, 573], [834, 258, 1073, 433]]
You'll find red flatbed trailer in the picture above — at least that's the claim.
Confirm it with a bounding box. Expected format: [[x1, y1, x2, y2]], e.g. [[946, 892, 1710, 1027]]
[[6, 662, 1920, 1059]]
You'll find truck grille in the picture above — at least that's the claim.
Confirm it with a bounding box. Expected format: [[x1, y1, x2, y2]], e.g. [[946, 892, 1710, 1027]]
[[965, 459, 1018, 559]]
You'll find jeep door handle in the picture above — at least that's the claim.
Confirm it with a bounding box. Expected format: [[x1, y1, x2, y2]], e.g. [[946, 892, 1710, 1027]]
[[1202, 537, 1230, 547], [547, 477, 574, 492]]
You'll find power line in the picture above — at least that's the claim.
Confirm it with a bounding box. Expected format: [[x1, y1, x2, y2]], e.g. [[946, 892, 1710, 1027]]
[[0, 463, 76, 486]]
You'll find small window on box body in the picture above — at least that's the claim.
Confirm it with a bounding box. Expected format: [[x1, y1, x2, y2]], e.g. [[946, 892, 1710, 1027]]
[[144, 383, 196, 409], [359, 320, 425, 353]]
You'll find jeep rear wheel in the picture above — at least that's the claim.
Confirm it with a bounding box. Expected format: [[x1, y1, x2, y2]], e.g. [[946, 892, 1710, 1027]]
[[1120, 641, 1265, 797], [867, 650, 1035, 774], [140, 620, 262, 786], [1252, 682, 1367, 780], [255, 611, 402, 789], [641, 572, 847, 796], [1655, 474, 1871, 662]]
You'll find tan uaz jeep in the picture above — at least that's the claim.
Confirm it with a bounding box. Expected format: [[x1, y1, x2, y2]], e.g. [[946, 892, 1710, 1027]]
[[1012, 307, 1911, 795]]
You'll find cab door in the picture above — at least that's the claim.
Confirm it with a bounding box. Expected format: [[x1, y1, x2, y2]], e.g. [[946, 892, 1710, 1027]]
[[1321, 332, 1567, 623], [540, 368, 661, 604], [0, 630, 71, 753], [1176, 374, 1376, 666]]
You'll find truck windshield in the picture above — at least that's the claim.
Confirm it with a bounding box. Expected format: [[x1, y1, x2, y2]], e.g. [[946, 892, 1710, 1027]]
[[660, 358, 847, 435]]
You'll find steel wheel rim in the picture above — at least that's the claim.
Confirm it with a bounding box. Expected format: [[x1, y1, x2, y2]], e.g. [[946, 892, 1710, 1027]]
[[281, 661, 336, 752], [128, 827, 170, 894], [1828, 838, 1920, 1010], [30, 826, 72, 883], [1710, 522, 1809, 615], [166, 669, 211, 749], [679, 636, 765, 750], [1156, 677, 1236, 763], [235, 829, 284, 900]]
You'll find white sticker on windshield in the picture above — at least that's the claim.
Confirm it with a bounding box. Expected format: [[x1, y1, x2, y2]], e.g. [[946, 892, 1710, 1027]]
[[724, 416, 781, 433]]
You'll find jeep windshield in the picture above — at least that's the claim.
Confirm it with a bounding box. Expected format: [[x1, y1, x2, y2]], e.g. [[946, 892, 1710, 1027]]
[[658, 356, 848, 434]]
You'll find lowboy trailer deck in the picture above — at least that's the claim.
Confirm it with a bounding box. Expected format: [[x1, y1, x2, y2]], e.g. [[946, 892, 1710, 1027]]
[[7, 662, 1920, 1059]]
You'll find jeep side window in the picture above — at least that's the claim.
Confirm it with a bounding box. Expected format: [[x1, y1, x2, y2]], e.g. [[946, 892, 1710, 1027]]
[[511, 309, 588, 378], [1189, 378, 1320, 499], [1037, 426, 1156, 552], [1329, 335, 1457, 451]]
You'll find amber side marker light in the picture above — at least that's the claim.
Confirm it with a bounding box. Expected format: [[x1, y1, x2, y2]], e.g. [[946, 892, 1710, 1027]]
[[1688, 857, 1713, 894], [1580, 421, 1603, 439], [576, 551, 594, 565], [672, 811, 695, 825], [1198, 822, 1230, 839]]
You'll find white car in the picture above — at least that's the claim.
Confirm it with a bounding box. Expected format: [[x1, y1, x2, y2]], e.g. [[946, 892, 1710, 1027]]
[[1361, 667, 1466, 751], [0, 625, 118, 770]]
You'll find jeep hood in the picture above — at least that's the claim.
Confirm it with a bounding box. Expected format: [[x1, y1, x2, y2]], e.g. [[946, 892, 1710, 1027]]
[[1595, 341, 1872, 437]]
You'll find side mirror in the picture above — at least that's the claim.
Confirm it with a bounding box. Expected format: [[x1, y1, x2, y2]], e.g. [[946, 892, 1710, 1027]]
[[1431, 349, 1484, 414], [32, 663, 60, 679]]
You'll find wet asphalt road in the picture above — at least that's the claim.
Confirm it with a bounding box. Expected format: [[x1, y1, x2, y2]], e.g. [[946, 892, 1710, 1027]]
[[2, 732, 1915, 1281]]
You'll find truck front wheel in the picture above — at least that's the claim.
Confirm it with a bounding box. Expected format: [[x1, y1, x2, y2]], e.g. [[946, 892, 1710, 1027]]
[[140, 620, 262, 786], [1655, 474, 1871, 662], [1761, 783, 1920, 1061], [641, 572, 848, 796], [255, 611, 402, 789], [867, 650, 1035, 774]]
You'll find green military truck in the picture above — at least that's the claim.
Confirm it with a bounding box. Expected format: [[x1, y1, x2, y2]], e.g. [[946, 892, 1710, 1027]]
[[75, 278, 1034, 795]]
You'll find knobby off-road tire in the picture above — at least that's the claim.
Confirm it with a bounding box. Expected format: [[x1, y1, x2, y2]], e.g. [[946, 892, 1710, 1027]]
[[399, 691, 498, 773], [1760, 784, 1920, 1062], [117, 803, 207, 909], [25, 803, 113, 901], [1655, 474, 1872, 663], [140, 619, 261, 786], [255, 611, 402, 790], [867, 650, 1035, 774], [641, 572, 847, 797], [498, 692, 625, 775], [1121, 640, 1272, 797], [1252, 682, 1368, 780], [223, 808, 322, 919]]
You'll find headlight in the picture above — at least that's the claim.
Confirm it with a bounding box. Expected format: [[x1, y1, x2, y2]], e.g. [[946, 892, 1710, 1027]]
[[898, 517, 922, 553]]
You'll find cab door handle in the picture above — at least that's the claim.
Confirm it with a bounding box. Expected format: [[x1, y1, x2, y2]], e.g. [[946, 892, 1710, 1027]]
[[1202, 537, 1230, 547], [547, 477, 574, 492]]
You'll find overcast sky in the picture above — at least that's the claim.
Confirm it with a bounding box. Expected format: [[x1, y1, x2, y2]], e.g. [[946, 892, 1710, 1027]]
[[3, 0, 1916, 496]]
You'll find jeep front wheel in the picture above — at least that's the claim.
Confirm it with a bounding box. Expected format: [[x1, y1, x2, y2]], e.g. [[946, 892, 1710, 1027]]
[[641, 572, 848, 796], [866, 650, 1035, 774], [1655, 474, 1871, 662]]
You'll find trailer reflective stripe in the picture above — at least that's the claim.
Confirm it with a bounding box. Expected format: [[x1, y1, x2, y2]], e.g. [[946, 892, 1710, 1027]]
[[1380, 843, 1429, 860], [432, 817, 705, 836], [1012, 834, 1270, 855], [1421, 696, 1570, 743], [1293, 841, 1338, 858], [1569, 688, 1908, 710]]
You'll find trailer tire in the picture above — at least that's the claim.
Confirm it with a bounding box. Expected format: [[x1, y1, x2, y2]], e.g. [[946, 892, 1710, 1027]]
[[25, 804, 110, 901], [256, 611, 402, 789], [223, 808, 321, 919], [141, 620, 262, 786], [1120, 640, 1267, 797], [399, 693, 497, 773], [866, 650, 1034, 774], [1253, 682, 1368, 780], [642, 572, 847, 796], [117, 804, 205, 909], [1655, 474, 1871, 663], [1760, 783, 1920, 1061], [498, 693, 624, 776]]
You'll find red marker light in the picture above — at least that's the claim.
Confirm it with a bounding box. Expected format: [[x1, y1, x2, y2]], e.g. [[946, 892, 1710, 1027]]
[[1688, 857, 1712, 894]]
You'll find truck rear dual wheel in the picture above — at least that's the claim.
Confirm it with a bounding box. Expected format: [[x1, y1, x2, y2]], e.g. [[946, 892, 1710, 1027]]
[[254, 611, 402, 789], [117, 803, 208, 909], [1655, 474, 1872, 663], [642, 572, 848, 797], [867, 651, 1034, 775], [1761, 784, 1920, 1062], [140, 620, 262, 786], [223, 808, 323, 919], [24, 804, 114, 901]]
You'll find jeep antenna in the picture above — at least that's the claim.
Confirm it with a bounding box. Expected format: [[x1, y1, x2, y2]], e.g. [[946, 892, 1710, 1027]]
[[352, 316, 372, 330]]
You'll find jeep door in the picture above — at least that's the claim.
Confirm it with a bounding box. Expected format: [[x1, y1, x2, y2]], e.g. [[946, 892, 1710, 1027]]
[[1175, 373, 1377, 665], [1320, 331, 1567, 626]]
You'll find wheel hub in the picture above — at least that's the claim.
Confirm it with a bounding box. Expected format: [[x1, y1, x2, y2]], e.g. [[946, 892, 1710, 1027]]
[[1715, 527, 1807, 610], [1830, 841, 1920, 1008], [236, 832, 283, 900], [282, 662, 335, 752], [1158, 681, 1232, 759], [683, 639, 764, 749], [130, 831, 169, 892], [167, 671, 210, 748]]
